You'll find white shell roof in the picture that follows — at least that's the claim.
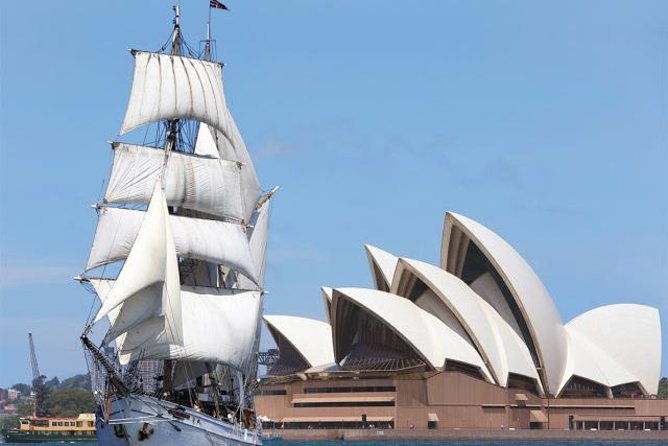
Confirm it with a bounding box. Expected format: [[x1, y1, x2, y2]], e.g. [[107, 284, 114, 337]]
[[391, 258, 541, 390], [332, 287, 492, 381], [263, 315, 334, 368], [442, 212, 568, 395], [564, 304, 661, 395], [557, 326, 637, 395], [365, 245, 399, 291], [481, 302, 543, 392]]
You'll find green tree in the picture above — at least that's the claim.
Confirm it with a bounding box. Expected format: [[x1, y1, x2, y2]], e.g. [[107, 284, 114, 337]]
[[43, 389, 96, 418], [17, 403, 34, 417], [31, 375, 52, 417], [59, 374, 91, 390], [10, 383, 31, 396], [45, 376, 60, 390], [658, 377, 667, 398]]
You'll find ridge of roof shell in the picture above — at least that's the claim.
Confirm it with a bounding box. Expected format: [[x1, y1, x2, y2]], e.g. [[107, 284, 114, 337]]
[[441, 212, 568, 396], [321, 286, 334, 324], [331, 287, 493, 382], [364, 244, 399, 291], [263, 315, 334, 368], [391, 257, 541, 391]]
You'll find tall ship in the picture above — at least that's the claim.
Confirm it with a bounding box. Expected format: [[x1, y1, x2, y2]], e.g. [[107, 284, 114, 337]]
[[77, 4, 274, 445]]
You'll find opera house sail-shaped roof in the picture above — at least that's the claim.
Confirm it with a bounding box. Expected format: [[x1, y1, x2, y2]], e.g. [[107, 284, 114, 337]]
[[263, 315, 334, 376], [440, 212, 568, 395], [331, 287, 492, 381], [262, 212, 662, 400], [391, 258, 542, 394]]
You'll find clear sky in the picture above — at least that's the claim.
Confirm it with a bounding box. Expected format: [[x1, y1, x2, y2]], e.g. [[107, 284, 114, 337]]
[[0, 1, 666, 387]]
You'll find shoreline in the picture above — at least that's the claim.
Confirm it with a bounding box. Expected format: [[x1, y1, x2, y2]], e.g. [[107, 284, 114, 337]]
[[264, 428, 668, 442]]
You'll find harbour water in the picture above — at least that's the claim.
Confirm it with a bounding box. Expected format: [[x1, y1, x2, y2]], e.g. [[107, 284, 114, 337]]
[[2, 442, 668, 446]]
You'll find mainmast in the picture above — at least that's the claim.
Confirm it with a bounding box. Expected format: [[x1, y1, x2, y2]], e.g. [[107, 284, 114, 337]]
[[161, 3, 182, 399], [165, 5, 181, 157]]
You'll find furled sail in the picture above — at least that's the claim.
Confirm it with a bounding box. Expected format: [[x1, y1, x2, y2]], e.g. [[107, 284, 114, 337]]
[[93, 281, 263, 371], [105, 143, 246, 222], [86, 206, 258, 285], [93, 182, 183, 348], [120, 51, 230, 137]]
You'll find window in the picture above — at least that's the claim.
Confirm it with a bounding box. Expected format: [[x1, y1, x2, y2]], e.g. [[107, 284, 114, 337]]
[[560, 376, 608, 398], [257, 389, 287, 396], [304, 386, 395, 394], [294, 401, 394, 408], [264, 420, 394, 430], [611, 382, 643, 398], [599, 421, 613, 430]]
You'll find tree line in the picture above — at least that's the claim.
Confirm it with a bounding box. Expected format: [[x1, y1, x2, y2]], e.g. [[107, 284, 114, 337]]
[[7, 374, 96, 418], [659, 377, 668, 398]]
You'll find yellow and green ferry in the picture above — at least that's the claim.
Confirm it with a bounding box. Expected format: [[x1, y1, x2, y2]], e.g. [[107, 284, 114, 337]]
[[1, 413, 96, 443]]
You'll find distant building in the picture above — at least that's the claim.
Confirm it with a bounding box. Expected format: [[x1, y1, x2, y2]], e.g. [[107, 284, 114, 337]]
[[0, 388, 8, 402], [3, 404, 18, 416], [7, 389, 20, 401], [256, 212, 667, 431]]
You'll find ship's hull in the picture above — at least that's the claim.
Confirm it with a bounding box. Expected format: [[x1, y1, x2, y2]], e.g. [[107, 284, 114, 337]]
[[97, 394, 261, 446]]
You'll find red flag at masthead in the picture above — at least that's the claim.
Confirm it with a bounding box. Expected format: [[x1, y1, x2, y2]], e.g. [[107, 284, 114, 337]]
[[210, 0, 228, 10]]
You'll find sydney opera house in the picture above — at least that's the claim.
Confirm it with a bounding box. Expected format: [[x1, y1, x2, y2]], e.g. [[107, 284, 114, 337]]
[[255, 212, 666, 431]]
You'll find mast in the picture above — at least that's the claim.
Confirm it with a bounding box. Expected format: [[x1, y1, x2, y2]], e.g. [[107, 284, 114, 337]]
[[161, 3, 182, 398], [205, 4, 212, 61], [165, 4, 181, 157]]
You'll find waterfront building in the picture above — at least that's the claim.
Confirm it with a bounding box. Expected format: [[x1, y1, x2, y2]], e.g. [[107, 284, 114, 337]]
[[255, 212, 666, 431]]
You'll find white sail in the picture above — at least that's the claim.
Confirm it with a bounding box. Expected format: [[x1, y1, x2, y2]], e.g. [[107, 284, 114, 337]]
[[88, 278, 133, 365], [194, 123, 220, 159], [86, 206, 258, 284], [105, 143, 246, 222], [207, 122, 261, 220], [248, 197, 272, 287], [236, 193, 273, 290], [93, 182, 183, 347], [120, 51, 230, 136], [105, 286, 263, 372]]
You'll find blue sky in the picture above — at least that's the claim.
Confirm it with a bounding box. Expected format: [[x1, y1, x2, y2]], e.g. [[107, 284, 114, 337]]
[[1, 1, 666, 386]]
